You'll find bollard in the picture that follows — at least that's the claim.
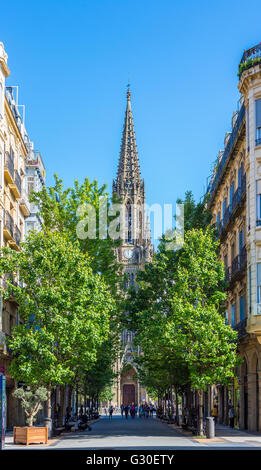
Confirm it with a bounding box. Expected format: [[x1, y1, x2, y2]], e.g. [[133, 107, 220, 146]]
[[43, 417, 52, 438], [205, 417, 215, 438]]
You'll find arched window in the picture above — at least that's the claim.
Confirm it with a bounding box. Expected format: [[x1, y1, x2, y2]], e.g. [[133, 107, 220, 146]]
[[125, 202, 133, 244], [130, 273, 135, 286]]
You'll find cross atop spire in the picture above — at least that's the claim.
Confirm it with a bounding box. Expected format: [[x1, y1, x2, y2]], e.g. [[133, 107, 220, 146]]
[[114, 89, 142, 190]]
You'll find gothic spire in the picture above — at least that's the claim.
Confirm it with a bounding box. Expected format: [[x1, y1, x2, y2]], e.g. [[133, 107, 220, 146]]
[[115, 89, 141, 187]]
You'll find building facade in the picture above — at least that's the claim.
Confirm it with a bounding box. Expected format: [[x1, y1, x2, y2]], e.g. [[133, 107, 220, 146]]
[[207, 43, 261, 432], [112, 89, 153, 407], [24, 146, 45, 236], [0, 42, 45, 429]]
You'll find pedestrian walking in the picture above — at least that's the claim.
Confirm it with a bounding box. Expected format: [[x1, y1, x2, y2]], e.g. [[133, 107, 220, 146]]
[[229, 407, 235, 428], [109, 405, 114, 420], [121, 404, 124, 418], [130, 405, 135, 419], [124, 405, 129, 419], [211, 405, 218, 424]]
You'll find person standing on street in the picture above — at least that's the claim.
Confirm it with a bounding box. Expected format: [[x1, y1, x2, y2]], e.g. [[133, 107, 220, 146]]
[[130, 404, 135, 419], [211, 405, 218, 424], [124, 404, 129, 419], [109, 405, 114, 420], [121, 404, 124, 418]]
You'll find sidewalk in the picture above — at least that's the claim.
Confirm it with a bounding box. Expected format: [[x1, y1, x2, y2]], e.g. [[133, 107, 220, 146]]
[[167, 421, 261, 447], [4, 417, 100, 449]]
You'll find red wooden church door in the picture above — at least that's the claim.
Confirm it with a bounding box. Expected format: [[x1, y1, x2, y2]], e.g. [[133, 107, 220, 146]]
[[123, 384, 135, 405]]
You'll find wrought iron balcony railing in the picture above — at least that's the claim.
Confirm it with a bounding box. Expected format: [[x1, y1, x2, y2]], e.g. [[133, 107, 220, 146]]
[[231, 246, 247, 280], [207, 104, 245, 198], [233, 317, 248, 339], [241, 43, 261, 63], [223, 206, 231, 229], [232, 187, 241, 213], [14, 225, 21, 246], [4, 210, 14, 238], [4, 151, 14, 180], [225, 267, 231, 282], [239, 43, 261, 78], [14, 170, 21, 195]]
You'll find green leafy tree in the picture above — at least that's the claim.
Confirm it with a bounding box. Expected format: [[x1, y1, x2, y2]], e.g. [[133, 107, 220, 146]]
[[29, 174, 123, 294], [126, 228, 239, 435], [0, 230, 114, 423], [13, 386, 48, 427], [176, 190, 212, 232]]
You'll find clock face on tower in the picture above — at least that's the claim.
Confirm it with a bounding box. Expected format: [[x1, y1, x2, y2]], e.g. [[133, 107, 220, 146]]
[[123, 248, 133, 260]]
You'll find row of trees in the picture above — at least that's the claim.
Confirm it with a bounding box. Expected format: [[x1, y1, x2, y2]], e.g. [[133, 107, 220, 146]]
[[0, 176, 122, 428], [125, 192, 241, 435]]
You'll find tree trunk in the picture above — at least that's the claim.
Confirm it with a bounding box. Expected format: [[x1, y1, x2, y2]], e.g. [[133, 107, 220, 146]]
[[53, 387, 57, 427], [84, 391, 87, 414], [67, 385, 72, 414], [175, 387, 179, 424], [59, 386, 65, 426], [75, 383, 79, 417], [198, 390, 204, 436], [187, 385, 192, 427], [47, 385, 52, 420], [27, 415, 34, 427]]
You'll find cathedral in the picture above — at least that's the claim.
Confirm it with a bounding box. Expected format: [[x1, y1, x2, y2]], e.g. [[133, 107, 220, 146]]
[[112, 89, 153, 407]]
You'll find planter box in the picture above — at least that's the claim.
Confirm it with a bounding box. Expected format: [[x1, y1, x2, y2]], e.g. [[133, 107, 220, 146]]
[[14, 426, 48, 445]]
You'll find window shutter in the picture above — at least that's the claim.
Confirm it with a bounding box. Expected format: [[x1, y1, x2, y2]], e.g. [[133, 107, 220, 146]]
[[231, 304, 235, 327]]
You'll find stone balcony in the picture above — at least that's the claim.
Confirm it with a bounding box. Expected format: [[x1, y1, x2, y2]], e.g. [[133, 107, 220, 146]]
[[246, 312, 261, 344], [19, 192, 30, 217]]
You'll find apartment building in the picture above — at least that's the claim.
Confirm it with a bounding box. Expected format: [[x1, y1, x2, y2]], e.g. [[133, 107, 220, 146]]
[[0, 42, 45, 429], [207, 42, 261, 432]]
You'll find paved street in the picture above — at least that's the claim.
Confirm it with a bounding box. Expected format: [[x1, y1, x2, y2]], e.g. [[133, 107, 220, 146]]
[[5, 415, 261, 450]]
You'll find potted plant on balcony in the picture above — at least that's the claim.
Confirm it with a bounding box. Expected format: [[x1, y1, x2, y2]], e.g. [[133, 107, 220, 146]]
[[13, 386, 49, 445]]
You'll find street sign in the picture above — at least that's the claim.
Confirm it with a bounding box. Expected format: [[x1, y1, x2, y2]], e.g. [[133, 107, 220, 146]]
[[0, 375, 6, 450]]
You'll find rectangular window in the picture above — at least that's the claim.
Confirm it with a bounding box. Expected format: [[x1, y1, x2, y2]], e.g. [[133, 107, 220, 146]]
[[231, 304, 236, 327], [222, 198, 227, 218], [256, 99, 261, 146], [231, 243, 235, 263], [257, 263, 261, 303], [240, 295, 245, 321], [229, 181, 234, 210], [238, 162, 244, 189], [239, 229, 244, 253]]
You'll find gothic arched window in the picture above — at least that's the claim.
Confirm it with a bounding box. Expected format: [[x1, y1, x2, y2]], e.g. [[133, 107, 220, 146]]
[[125, 202, 133, 244]]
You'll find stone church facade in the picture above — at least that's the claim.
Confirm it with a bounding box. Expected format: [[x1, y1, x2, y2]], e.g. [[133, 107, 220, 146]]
[[111, 89, 153, 407]]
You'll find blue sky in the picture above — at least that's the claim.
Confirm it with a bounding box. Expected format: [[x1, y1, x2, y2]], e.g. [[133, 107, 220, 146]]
[[1, 0, 261, 238]]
